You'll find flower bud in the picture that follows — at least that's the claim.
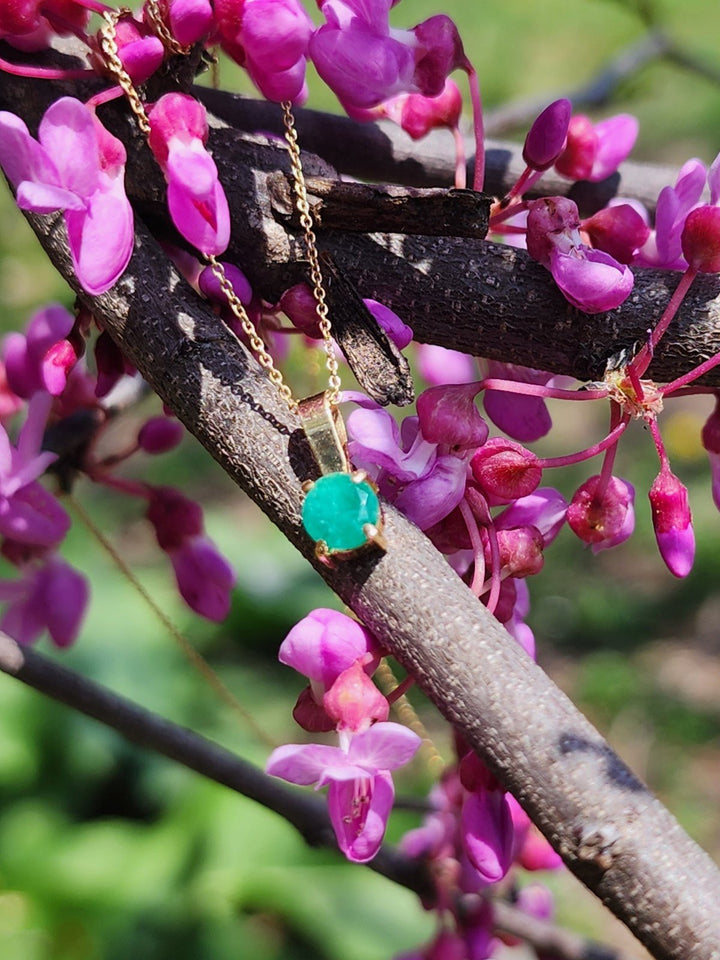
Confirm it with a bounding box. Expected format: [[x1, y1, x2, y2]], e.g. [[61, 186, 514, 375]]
[[648, 468, 695, 578], [278, 283, 322, 338], [681, 205, 720, 273], [567, 474, 635, 552], [138, 416, 185, 454], [582, 202, 650, 264], [495, 526, 544, 578], [522, 98, 571, 172], [701, 396, 720, 511], [471, 438, 542, 502]]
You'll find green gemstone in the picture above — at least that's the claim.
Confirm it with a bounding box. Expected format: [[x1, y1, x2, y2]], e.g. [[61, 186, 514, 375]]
[[302, 472, 380, 552]]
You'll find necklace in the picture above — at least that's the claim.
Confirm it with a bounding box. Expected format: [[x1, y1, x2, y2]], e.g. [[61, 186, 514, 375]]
[[100, 10, 386, 562]]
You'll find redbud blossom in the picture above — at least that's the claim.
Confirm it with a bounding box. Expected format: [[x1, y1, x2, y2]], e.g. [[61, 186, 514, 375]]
[[522, 98, 571, 172], [416, 383, 488, 450], [701, 397, 720, 511], [648, 467, 695, 578], [567, 474, 635, 552], [91, 13, 164, 85], [471, 438, 542, 502], [166, 0, 214, 45], [147, 93, 230, 256], [681, 205, 720, 273], [3, 303, 76, 398], [382, 79, 462, 140], [323, 661, 389, 732], [494, 526, 545, 578], [0, 99, 133, 295], [582, 202, 651, 265], [278, 283, 322, 338], [555, 113, 638, 182], [138, 416, 185, 454], [0, 554, 88, 648], [527, 197, 634, 313], [279, 607, 381, 689]]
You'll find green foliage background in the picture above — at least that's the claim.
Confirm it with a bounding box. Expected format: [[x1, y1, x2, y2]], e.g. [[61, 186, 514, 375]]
[[1, 0, 720, 956]]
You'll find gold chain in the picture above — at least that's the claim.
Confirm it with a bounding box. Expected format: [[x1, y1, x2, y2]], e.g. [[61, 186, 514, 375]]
[[143, 0, 191, 56], [99, 11, 151, 136], [281, 101, 341, 406]]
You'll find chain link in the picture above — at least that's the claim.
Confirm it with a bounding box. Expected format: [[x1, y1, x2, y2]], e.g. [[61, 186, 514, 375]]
[[207, 257, 298, 412], [99, 11, 152, 136], [281, 101, 341, 407], [143, 0, 192, 56]]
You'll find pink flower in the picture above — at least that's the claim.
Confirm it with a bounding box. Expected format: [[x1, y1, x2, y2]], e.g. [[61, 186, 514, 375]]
[[0, 554, 88, 648], [137, 416, 185, 454], [555, 113, 638, 182], [3, 303, 76, 399], [364, 299, 413, 349], [310, 0, 465, 112], [416, 344, 476, 386], [567, 474, 635, 552], [91, 12, 164, 84], [0, 98, 133, 295], [148, 93, 230, 257], [166, 0, 214, 45], [582, 201, 651, 265], [213, 0, 313, 102], [701, 396, 720, 511], [522, 98, 571, 172], [527, 196, 634, 313], [146, 486, 236, 620], [279, 607, 380, 688], [266, 721, 421, 862], [381, 79, 463, 140], [481, 361, 554, 443], [681, 205, 720, 273], [0, 0, 89, 49], [648, 466, 695, 578], [634, 158, 707, 270]]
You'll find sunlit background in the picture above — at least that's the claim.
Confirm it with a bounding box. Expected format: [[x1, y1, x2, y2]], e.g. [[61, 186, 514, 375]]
[[0, 0, 719, 957]]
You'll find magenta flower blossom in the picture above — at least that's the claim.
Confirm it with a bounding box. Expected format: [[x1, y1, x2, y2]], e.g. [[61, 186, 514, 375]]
[[266, 721, 421, 862], [634, 158, 708, 270], [0, 393, 69, 547], [165, 0, 214, 46], [346, 394, 473, 530], [146, 485, 236, 620], [310, 0, 465, 112], [701, 396, 720, 511], [364, 299, 414, 349], [481, 361, 554, 443], [137, 416, 185, 455], [567, 474, 635, 552], [380, 78, 463, 140], [582, 201, 651, 265], [648, 467, 695, 578], [91, 12, 164, 85], [555, 113, 638, 182], [0, 0, 89, 50], [522, 98, 571, 172], [279, 607, 380, 689], [148, 93, 230, 257], [0, 554, 88, 648], [213, 0, 313, 102], [416, 344, 476, 386], [461, 787, 514, 885], [3, 303, 76, 399], [681, 205, 720, 273], [0, 98, 133, 295], [527, 196, 634, 313]]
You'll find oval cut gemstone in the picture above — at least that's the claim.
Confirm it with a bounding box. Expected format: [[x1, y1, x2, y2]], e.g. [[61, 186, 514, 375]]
[[302, 472, 380, 552]]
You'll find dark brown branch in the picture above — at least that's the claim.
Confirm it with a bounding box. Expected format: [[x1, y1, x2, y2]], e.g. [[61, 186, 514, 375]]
[[0, 633, 638, 960]]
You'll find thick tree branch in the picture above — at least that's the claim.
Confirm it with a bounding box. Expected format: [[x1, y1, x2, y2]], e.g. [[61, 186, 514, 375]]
[[0, 633, 638, 960]]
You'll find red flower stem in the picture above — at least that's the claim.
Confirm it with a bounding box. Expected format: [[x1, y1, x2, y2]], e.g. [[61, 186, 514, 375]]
[[385, 674, 416, 705], [463, 62, 484, 192], [633, 267, 698, 376], [90, 472, 150, 499], [479, 378, 609, 401], [648, 418, 669, 469], [452, 126, 467, 190], [662, 350, 720, 396], [86, 85, 123, 109], [536, 419, 628, 469], [459, 498, 486, 597], [0, 56, 94, 80], [483, 518, 502, 616]]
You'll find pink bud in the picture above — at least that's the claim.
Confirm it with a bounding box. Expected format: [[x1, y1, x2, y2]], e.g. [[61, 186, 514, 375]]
[[522, 98, 571, 172], [138, 416, 185, 454], [199, 262, 253, 307], [554, 114, 597, 180], [323, 661, 389, 732], [681, 206, 720, 273], [387, 79, 462, 140], [648, 468, 695, 578], [416, 383, 488, 450], [147, 92, 208, 167], [278, 283, 322, 338], [582, 203, 651, 264], [167, 0, 213, 45], [279, 608, 381, 689], [567, 474, 635, 552], [494, 526, 544, 578], [701, 397, 720, 511], [364, 299, 413, 349], [471, 438, 542, 502], [146, 486, 204, 550]]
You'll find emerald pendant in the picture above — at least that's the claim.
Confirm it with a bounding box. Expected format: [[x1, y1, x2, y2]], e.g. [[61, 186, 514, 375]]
[[302, 472, 380, 554]]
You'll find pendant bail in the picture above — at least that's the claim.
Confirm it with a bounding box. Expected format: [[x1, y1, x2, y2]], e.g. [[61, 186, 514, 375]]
[[298, 391, 350, 476]]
